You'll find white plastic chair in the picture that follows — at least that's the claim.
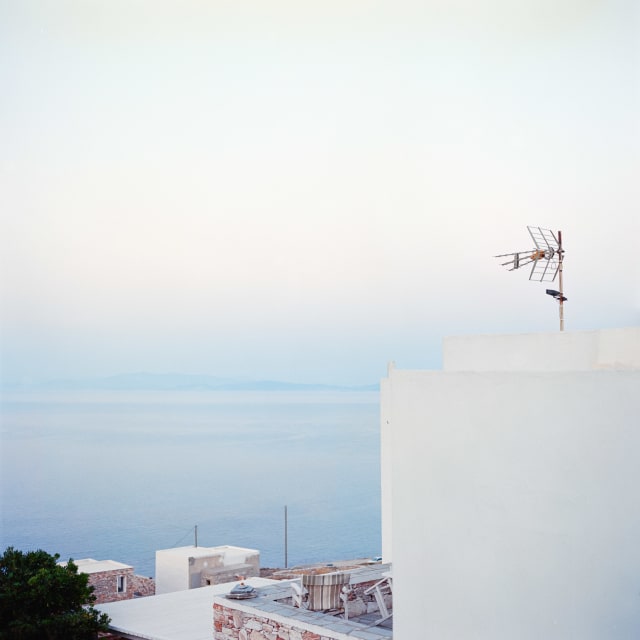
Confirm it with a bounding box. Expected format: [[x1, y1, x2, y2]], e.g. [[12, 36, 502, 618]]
[[291, 579, 309, 609]]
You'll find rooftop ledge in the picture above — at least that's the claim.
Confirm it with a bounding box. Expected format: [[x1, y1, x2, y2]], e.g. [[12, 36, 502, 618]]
[[213, 563, 393, 640]]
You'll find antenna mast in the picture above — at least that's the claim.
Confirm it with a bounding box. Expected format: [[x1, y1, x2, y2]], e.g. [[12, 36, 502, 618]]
[[495, 226, 566, 331], [557, 231, 564, 331]]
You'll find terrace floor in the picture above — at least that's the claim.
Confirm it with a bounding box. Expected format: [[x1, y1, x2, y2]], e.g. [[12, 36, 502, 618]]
[[217, 563, 393, 639]]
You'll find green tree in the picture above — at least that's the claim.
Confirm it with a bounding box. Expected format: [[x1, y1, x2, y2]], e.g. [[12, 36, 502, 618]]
[[0, 547, 111, 640]]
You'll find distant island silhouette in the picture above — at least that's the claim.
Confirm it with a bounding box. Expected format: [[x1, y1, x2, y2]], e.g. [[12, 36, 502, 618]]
[[4, 372, 379, 392]]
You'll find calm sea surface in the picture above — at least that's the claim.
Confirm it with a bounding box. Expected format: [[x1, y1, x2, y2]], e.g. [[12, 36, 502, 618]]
[[0, 390, 381, 577]]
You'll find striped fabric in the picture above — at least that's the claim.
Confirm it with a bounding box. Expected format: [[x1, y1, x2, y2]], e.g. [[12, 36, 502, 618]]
[[302, 572, 351, 611]]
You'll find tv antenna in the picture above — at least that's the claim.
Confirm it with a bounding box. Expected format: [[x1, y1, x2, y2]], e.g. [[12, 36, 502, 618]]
[[495, 226, 566, 331]]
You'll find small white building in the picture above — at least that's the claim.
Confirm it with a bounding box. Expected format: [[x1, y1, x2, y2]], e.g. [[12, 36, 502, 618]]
[[381, 327, 640, 639], [155, 545, 260, 595]]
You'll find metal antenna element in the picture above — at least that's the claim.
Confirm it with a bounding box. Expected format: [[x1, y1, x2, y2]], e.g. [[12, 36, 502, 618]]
[[495, 226, 566, 331]]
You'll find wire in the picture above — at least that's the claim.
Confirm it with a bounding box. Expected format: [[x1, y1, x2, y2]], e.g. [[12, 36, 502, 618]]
[[169, 525, 196, 549]]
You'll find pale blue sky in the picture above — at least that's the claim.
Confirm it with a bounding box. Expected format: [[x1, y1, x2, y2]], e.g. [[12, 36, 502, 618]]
[[1, 1, 638, 386]]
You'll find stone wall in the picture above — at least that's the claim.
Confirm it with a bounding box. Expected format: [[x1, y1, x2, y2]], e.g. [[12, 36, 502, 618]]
[[201, 562, 258, 587], [214, 602, 340, 640], [89, 568, 155, 604], [129, 573, 156, 598]]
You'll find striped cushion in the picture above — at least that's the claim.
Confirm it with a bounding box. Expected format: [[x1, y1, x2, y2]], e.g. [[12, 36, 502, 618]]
[[302, 573, 351, 610]]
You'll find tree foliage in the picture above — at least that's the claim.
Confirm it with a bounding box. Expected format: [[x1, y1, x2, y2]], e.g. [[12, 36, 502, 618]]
[[0, 547, 110, 640]]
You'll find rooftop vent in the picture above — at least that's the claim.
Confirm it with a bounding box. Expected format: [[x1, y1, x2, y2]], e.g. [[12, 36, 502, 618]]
[[226, 581, 258, 600]]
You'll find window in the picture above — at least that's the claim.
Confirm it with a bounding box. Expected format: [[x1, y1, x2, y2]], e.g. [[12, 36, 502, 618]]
[[117, 575, 126, 593]]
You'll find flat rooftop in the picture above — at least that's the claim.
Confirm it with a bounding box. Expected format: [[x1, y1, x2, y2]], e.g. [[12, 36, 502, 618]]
[[97, 577, 277, 640], [155, 544, 258, 559], [71, 558, 132, 574]]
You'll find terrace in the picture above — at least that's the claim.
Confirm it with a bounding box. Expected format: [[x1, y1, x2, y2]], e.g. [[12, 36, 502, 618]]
[[213, 563, 393, 640]]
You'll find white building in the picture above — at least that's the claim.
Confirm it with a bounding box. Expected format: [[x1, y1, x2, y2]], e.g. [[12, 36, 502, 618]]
[[155, 545, 259, 595], [381, 327, 640, 639]]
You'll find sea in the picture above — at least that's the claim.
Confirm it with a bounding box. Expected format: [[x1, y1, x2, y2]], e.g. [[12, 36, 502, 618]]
[[0, 390, 381, 578]]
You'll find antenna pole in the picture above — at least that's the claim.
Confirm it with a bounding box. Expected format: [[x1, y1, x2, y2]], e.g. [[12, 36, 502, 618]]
[[195, 524, 198, 548], [284, 505, 288, 569], [558, 230, 564, 332]]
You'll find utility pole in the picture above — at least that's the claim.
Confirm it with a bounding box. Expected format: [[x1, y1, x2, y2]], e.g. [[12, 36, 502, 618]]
[[284, 506, 288, 569]]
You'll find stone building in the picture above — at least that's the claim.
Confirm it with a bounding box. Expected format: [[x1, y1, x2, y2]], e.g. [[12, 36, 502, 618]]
[[74, 558, 155, 604]]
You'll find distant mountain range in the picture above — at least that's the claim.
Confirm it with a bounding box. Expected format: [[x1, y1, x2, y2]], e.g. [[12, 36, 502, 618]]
[[3, 372, 379, 392]]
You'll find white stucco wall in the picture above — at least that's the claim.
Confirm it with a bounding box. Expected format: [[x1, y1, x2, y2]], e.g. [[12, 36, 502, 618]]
[[443, 327, 640, 372], [383, 333, 640, 638], [155, 545, 259, 594], [380, 372, 394, 563], [155, 547, 192, 594]]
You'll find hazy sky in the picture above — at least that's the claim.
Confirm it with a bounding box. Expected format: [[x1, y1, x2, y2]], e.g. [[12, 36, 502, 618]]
[[1, 1, 638, 386]]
